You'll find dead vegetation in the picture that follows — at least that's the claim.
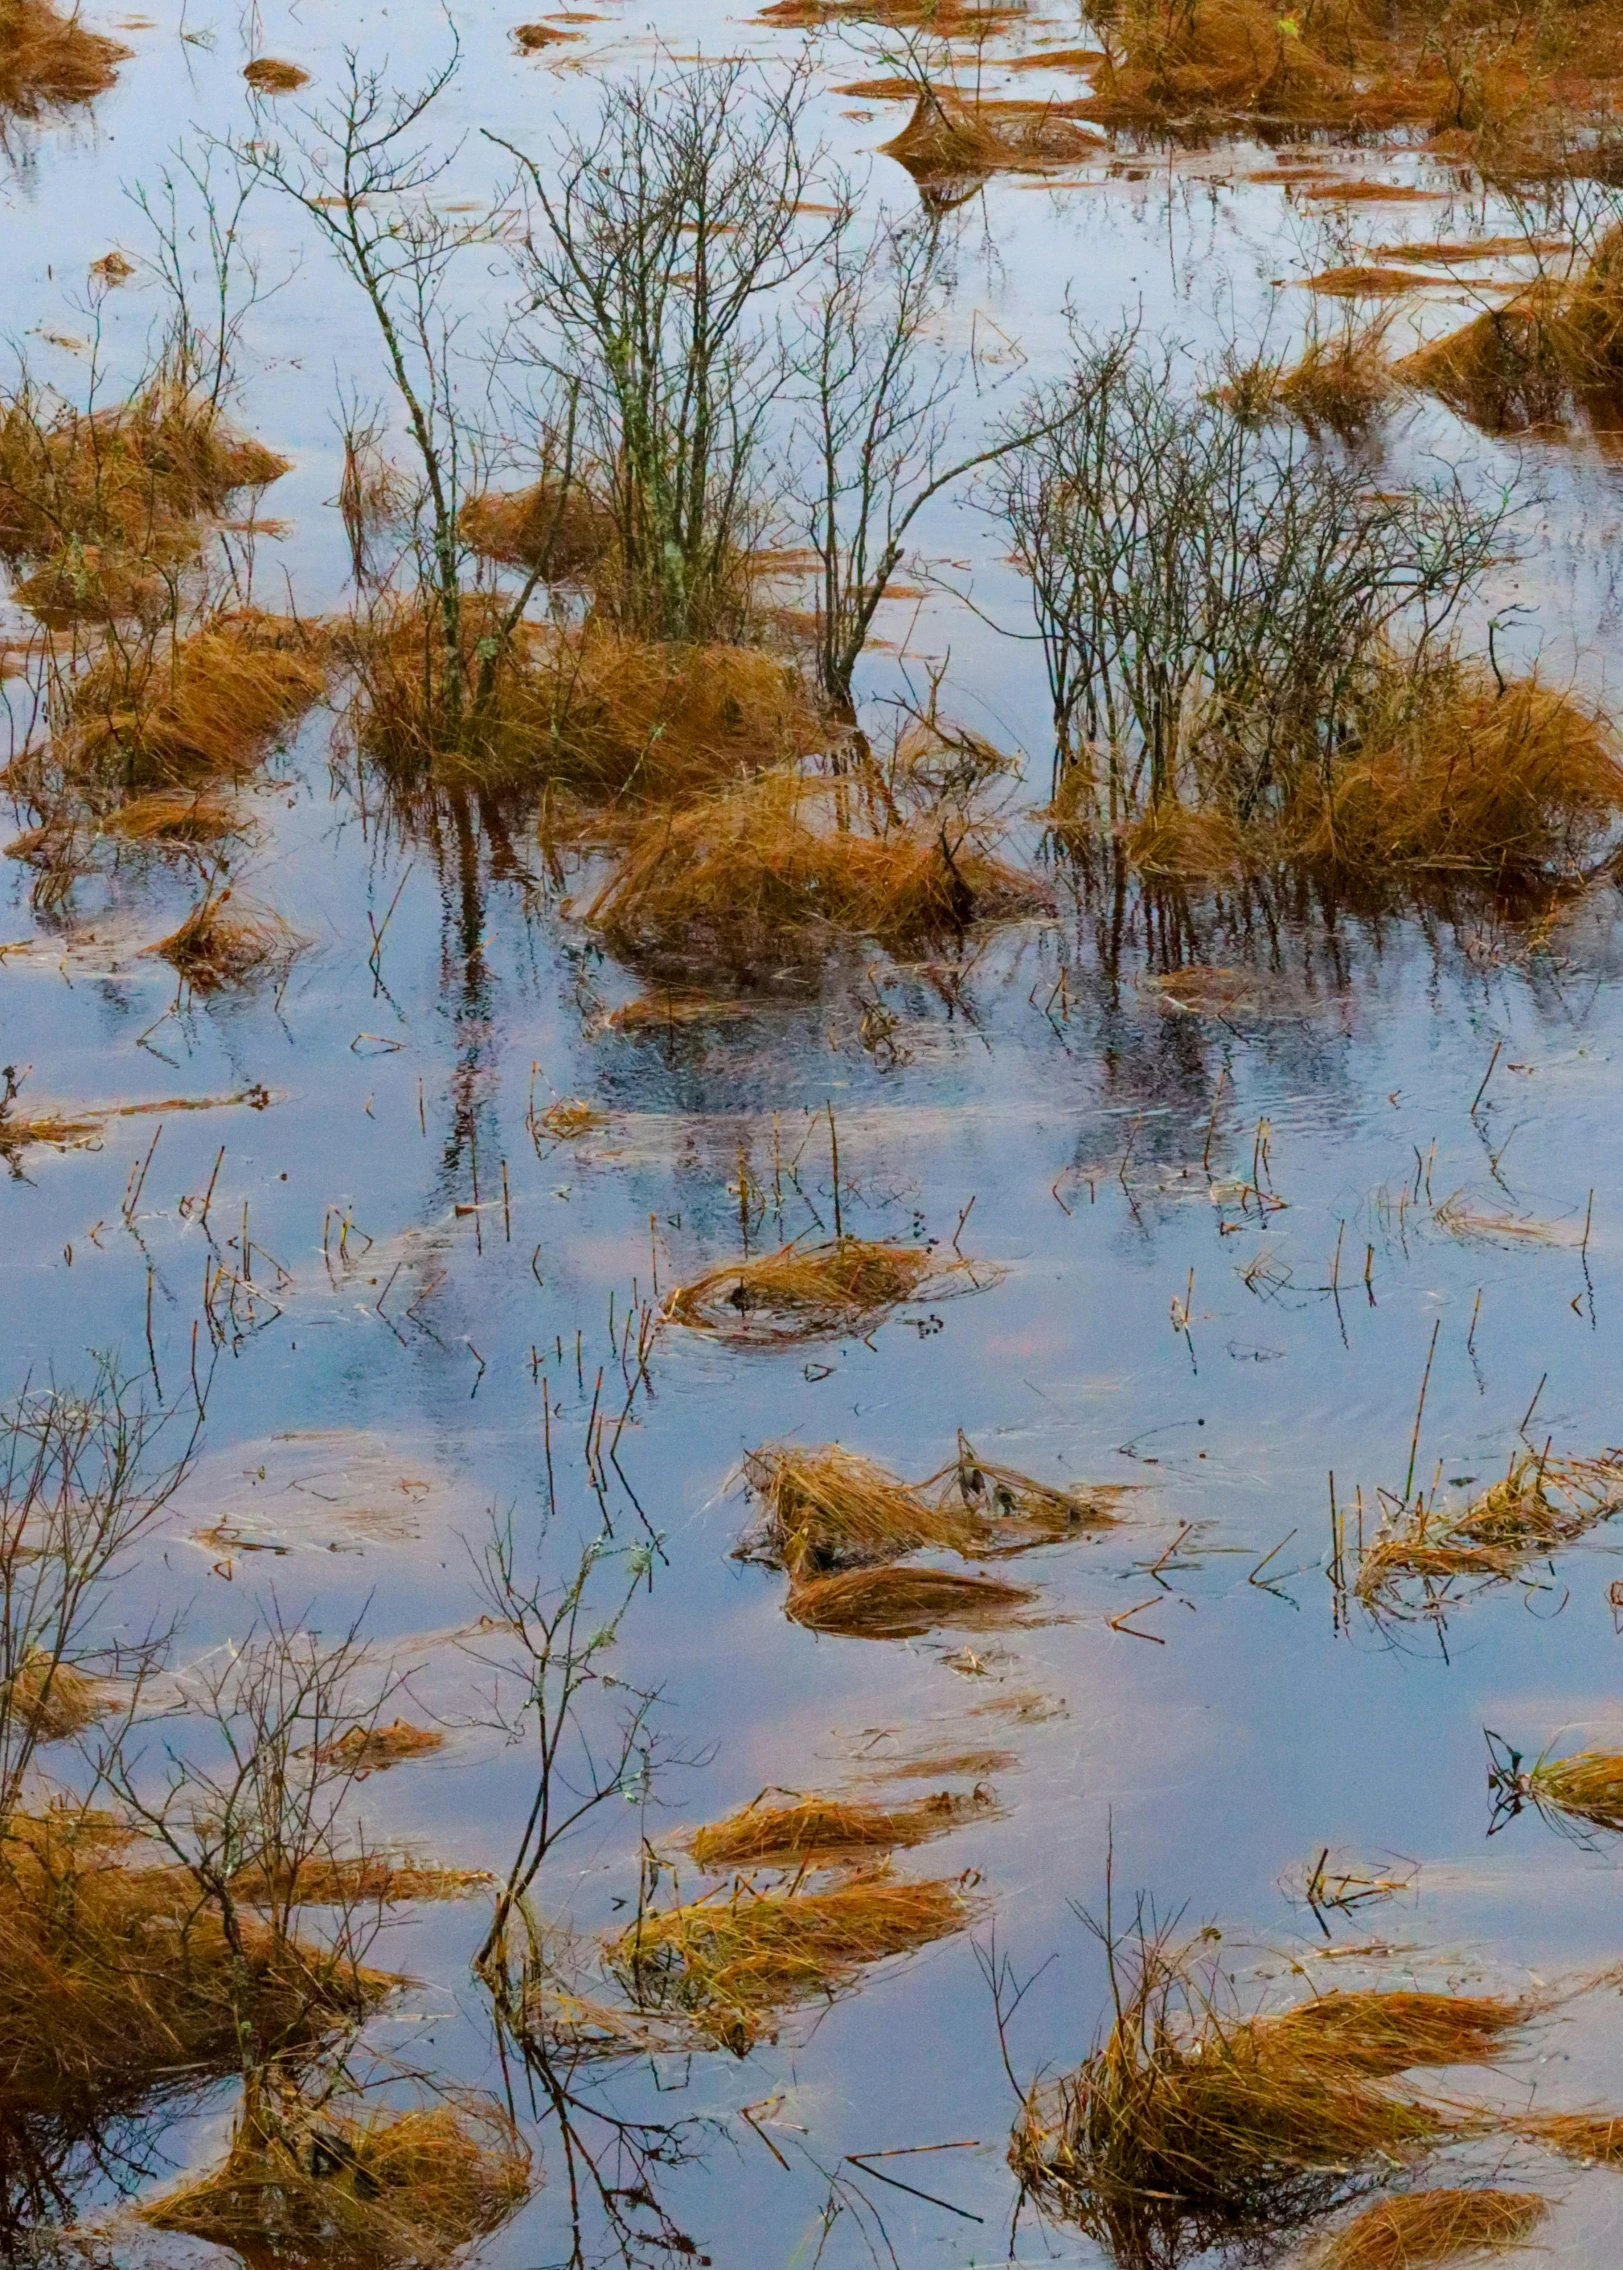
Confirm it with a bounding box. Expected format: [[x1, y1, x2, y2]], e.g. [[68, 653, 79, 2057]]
[[458, 476, 616, 579], [151, 887, 301, 993], [1397, 225, 1623, 433], [1273, 317, 1394, 438], [759, 0, 1023, 29], [1354, 1450, 1623, 1614], [0, 376, 287, 602], [0, 0, 128, 119], [143, 2085, 531, 2267], [1010, 1917, 1512, 2262], [879, 83, 1101, 190], [786, 1561, 1039, 1637], [690, 1785, 989, 1870], [664, 1234, 969, 1343], [585, 765, 1047, 973], [311, 1720, 445, 1776], [738, 1438, 1120, 1579], [608, 1869, 972, 2052], [242, 55, 309, 92], [1320, 2189, 1548, 2269], [1519, 2108, 1623, 2161], [0, 1656, 110, 1742]]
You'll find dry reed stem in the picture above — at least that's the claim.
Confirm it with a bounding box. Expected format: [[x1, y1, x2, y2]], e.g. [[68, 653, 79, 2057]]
[[143, 2091, 531, 2267], [588, 765, 1047, 970], [0, 0, 128, 116], [786, 1562, 1039, 1638], [608, 1870, 972, 2052], [665, 1235, 974, 1343], [1321, 2188, 1547, 2269], [690, 1786, 989, 1869], [739, 1439, 1120, 1579]]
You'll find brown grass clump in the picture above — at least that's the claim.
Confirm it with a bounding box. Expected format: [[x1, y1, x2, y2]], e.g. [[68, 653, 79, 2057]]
[[879, 84, 1101, 188], [1398, 228, 1623, 433], [1523, 1748, 1623, 1834], [787, 1562, 1039, 1638], [0, 1810, 386, 2134], [143, 2089, 531, 2268], [664, 1234, 961, 1343], [1010, 1922, 1482, 2261], [598, 988, 751, 1035], [608, 1870, 972, 2052], [690, 1786, 987, 1870], [514, 18, 578, 44], [535, 1096, 605, 1139], [151, 888, 300, 993], [587, 765, 1047, 971], [99, 785, 240, 842], [760, 0, 1020, 29], [1519, 2108, 1623, 2162], [0, 379, 287, 586], [1275, 319, 1393, 437], [1290, 656, 1623, 888], [0, 0, 128, 118], [1255, 1991, 1526, 2078], [459, 477, 615, 578], [1355, 1451, 1623, 1614], [242, 55, 309, 91], [56, 609, 328, 793], [739, 1439, 1119, 1579], [311, 1720, 445, 1776], [0, 1094, 103, 1163], [0, 1655, 110, 1742], [1307, 265, 1443, 297], [1321, 2189, 1547, 2269], [354, 603, 823, 804]]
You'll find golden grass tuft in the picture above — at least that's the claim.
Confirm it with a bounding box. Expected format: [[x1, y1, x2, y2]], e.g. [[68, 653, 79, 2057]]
[[1010, 1927, 1486, 2258], [1321, 2188, 1547, 2269], [57, 609, 329, 791], [151, 887, 300, 993], [786, 1562, 1039, 1638], [143, 2090, 531, 2268], [536, 1097, 605, 1140], [664, 1235, 966, 1344], [1520, 2108, 1623, 2162], [608, 1870, 972, 2053], [1356, 1451, 1623, 1610], [1395, 293, 1568, 433], [740, 1439, 1119, 1580], [759, 0, 1022, 28], [1306, 265, 1443, 297], [1524, 1748, 1623, 1834], [1254, 1990, 1525, 2078], [242, 54, 309, 91], [587, 765, 1047, 970], [311, 1720, 445, 1776], [690, 1786, 988, 1870], [514, 18, 579, 44], [0, 379, 287, 579], [598, 988, 751, 1035], [0, 1097, 103, 1161], [100, 784, 241, 842], [0, 1810, 388, 2131], [879, 84, 1101, 186], [1290, 656, 1623, 887], [354, 602, 824, 804], [458, 477, 615, 577], [0, 0, 129, 117], [1, 1654, 111, 1741], [1275, 319, 1394, 438]]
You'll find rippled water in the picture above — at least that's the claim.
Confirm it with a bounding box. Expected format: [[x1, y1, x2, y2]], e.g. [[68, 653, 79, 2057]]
[[8, 1, 1623, 2262]]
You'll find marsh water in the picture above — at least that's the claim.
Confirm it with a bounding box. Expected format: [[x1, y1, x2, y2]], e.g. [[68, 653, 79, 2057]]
[[10, 2, 1623, 2264]]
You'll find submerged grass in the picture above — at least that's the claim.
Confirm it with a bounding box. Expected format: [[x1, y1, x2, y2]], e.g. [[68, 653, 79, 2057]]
[[690, 1786, 988, 1870], [664, 1235, 971, 1343], [739, 1438, 1120, 1579], [1321, 2189, 1548, 2269], [786, 1562, 1039, 1637], [879, 84, 1101, 188], [143, 2090, 531, 2268], [152, 888, 301, 993], [608, 1870, 972, 2053]]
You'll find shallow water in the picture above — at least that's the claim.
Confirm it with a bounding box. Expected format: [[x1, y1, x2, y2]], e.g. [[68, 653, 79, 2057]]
[[9, 2, 1623, 2265]]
